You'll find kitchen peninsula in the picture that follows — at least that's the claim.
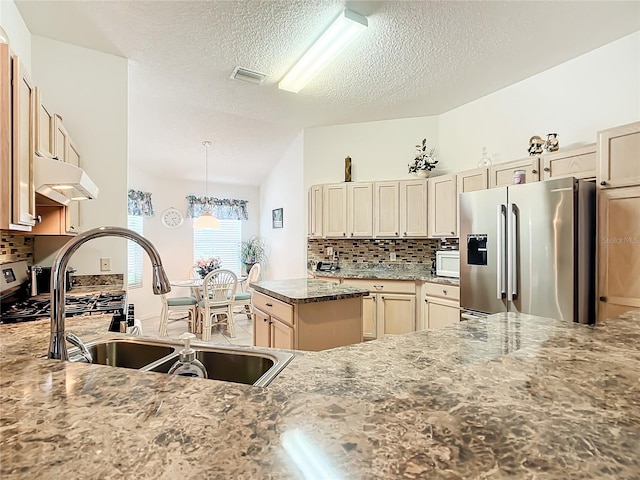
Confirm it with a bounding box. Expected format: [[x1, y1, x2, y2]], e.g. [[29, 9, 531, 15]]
[[0, 310, 638, 478], [250, 278, 370, 350]]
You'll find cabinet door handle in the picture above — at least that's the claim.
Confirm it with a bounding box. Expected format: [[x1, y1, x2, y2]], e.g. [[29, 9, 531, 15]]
[[266, 303, 273, 307], [442, 289, 447, 295], [343, 232, 346, 236], [263, 318, 268, 322], [543, 167, 550, 172], [599, 296, 607, 302], [373, 285, 383, 289], [450, 231, 455, 235], [600, 181, 607, 186], [395, 232, 398, 236], [532, 169, 538, 174]]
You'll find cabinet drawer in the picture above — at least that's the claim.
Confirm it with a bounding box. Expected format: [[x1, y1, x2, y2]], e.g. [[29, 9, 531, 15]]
[[252, 292, 294, 325], [423, 282, 459, 300], [342, 278, 416, 294]]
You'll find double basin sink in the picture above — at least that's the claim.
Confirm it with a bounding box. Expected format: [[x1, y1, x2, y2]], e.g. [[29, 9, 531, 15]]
[[68, 337, 294, 387]]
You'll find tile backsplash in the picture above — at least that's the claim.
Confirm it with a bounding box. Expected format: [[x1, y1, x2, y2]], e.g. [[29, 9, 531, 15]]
[[0, 233, 34, 265], [307, 238, 458, 265]]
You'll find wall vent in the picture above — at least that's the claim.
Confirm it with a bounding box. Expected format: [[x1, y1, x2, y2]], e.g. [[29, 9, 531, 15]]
[[230, 66, 267, 85]]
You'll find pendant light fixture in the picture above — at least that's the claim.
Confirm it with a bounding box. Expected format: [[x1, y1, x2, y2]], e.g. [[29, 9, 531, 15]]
[[193, 141, 220, 229]]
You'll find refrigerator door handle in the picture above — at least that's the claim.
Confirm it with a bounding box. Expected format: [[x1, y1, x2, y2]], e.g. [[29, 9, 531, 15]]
[[508, 203, 519, 300], [496, 204, 506, 300]]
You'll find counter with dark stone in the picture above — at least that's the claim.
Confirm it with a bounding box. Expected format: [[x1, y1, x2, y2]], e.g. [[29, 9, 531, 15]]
[[0, 309, 638, 478]]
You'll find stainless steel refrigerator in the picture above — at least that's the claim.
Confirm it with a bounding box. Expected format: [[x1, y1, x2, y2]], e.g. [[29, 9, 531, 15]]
[[459, 177, 595, 324]]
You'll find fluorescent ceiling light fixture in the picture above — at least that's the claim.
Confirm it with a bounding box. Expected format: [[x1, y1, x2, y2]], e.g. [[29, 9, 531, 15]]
[[278, 9, 367, 93]]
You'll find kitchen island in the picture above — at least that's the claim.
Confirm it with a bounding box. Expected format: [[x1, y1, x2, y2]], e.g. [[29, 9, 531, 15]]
[[250, 278, 370, 351], [0, 310, 639, 478]]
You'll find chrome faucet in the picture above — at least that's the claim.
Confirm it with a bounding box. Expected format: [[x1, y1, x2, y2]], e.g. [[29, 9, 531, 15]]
[[48, 226, 171, 360]]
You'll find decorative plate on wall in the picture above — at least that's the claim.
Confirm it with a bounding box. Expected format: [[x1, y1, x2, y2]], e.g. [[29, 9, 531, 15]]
[[161, 207, 184, 229]]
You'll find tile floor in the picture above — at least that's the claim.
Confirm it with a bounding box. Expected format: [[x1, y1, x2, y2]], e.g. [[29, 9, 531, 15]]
[[142, 310, 254, 347]]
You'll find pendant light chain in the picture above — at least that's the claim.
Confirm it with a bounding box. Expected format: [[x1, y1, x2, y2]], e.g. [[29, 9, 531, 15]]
[[203, 140, 212, 201]]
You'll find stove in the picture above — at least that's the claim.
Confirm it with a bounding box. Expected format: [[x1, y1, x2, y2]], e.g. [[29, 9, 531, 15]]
[[1, 260, 126, 324]]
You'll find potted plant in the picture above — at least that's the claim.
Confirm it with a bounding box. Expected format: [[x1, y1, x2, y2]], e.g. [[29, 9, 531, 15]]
[[408, 138, 438, 178], [240, 236, 267, 274]]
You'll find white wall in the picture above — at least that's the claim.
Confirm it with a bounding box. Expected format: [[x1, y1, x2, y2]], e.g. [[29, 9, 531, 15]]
[[30, 35, 128, 274], [126, 170, 260, 319], [259, 131, 305, 281], [438, 31, 640, 173], [0, 0, 31, 72]]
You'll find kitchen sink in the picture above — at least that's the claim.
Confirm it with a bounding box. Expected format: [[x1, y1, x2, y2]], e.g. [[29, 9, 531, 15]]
[[69, 337, 294, 387], [81, 339, 176, 369]]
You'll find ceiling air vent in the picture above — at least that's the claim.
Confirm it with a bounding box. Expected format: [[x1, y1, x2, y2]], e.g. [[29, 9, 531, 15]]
[[230, 66, 267, 85]]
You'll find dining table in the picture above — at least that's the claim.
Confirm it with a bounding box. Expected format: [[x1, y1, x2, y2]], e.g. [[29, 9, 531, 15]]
[[170, 275, 248, 301]]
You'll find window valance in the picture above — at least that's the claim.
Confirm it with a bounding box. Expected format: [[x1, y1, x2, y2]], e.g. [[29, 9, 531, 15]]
[[127, 189, 155, 217], [186, 195, 249, 220]]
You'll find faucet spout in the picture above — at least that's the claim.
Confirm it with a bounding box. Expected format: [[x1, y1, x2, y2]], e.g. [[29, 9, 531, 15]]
[[48, 226, 171, 360]]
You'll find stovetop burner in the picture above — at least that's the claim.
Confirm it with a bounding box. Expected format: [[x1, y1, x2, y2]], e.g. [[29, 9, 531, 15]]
[[1, 292, 126, 323]]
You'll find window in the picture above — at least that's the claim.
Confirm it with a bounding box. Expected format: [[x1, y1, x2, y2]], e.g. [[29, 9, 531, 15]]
[[127, 215, 143, 288], [193, 220, 241, 275]]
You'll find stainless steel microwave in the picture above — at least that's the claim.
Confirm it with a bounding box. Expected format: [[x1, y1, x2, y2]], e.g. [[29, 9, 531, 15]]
[[436, 250, 460, 278]]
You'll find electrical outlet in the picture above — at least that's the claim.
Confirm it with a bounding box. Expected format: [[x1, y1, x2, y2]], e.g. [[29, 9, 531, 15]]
[[390, 252, 397, 261], [326, 246, 334, 257], [100, 257, 111, 271]]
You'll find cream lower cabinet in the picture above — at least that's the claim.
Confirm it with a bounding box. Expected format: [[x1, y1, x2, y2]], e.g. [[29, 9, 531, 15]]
[[342, 279, 416, 339], [252, 291, 362, 351], [420, 282, 460, 329], [597, 186, 640, 321]]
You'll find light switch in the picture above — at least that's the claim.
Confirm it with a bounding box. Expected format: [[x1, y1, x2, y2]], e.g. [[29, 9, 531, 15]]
[[326, 247, 334, 257], [390, 252, 397, 261], [100, 257, 111, 271]]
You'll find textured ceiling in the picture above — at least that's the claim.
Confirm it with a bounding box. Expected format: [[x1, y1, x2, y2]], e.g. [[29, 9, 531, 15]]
[[15, 0, 640, 186]]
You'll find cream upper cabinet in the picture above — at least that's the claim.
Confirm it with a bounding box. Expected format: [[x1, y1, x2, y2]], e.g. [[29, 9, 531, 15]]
[[597, 121, 640, 189], [374, 181, 400, 237], [1, 45, 36, 231], [457, 167, 488, 193], [65, 138, 81, 234], [597, 186, 640, 322], [323, 184, 347, 238], [489, 156, 540, 188], [34, 87, 55, 159], [428, 174, 457, 237], [542, 144, 596, 181], [53, 114, 68, 162], [399, 179, 428, 237], [309, 185, 323, 238], [347, 182, 373, 238]]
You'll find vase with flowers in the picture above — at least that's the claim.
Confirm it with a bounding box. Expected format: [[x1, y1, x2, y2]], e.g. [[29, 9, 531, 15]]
[[194, 257, 222, 278], [408, 138, 438, 178]]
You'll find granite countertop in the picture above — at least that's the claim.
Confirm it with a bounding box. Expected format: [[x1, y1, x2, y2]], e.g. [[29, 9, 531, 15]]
[[252, 278, 370, 304], [1, 310, 639, 478], [311, 267, 460, 285]]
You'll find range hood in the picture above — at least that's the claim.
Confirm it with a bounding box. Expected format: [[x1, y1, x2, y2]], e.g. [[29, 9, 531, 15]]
[[34, 156, 99, 206]]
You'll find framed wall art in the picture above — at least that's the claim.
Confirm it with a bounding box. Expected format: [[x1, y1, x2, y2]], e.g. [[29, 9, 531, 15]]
[[272, 208, 283, 229]]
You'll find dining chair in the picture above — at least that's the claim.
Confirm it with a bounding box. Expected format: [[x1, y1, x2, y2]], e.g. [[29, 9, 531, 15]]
[[233, 263, 261, 320], [187, 263, 202, 302], [199, 269, 238, 341], [158, 294, 198, 337]]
